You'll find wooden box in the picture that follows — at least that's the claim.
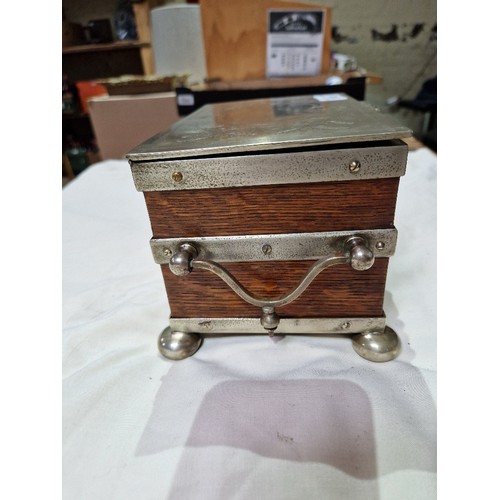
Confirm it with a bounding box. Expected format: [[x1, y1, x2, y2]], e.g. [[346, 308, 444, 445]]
[[127, 94, 412, 361]]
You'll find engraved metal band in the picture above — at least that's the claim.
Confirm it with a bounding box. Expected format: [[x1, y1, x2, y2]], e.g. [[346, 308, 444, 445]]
[[169, 316, 386, 336], [130, 141, 407, 192], [150, 228, 397, 264]]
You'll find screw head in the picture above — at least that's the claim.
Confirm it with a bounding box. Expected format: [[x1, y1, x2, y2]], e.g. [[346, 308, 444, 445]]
[[341, 321, 351, 329], [172, 171, 183, 183], [349, 160, 361, 173], [262, 243, 272, 255], [375, 241, 385, 251], [163, 248, 173, 257]]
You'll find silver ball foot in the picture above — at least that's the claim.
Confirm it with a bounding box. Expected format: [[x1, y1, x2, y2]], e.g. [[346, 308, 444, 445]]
[[158, 327, 202, 360], [351, 326, 401, 362]]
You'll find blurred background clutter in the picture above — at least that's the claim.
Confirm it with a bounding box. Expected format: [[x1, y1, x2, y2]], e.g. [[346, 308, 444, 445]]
[[62, 0, 436, 183]]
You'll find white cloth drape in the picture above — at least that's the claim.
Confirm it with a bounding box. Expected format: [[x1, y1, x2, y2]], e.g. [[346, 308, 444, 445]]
[[63, 148, 437, 500]]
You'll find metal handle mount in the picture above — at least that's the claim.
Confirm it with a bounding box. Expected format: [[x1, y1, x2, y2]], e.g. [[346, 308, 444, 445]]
[[169, 235, 375, 334]]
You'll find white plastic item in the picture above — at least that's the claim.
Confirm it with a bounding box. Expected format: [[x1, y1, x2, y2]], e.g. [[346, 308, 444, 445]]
[[151, 5, 207, 85]]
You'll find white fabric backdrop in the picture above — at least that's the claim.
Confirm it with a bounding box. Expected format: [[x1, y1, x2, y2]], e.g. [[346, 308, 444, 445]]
[[62, 147, 436, 500]]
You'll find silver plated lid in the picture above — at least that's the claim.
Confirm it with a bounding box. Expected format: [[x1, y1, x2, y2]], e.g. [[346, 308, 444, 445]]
[[127, 94, 412, 161]]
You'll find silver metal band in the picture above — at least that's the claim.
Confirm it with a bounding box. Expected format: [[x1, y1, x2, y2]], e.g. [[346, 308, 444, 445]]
[[151, 228, 397, 264], [169, 316, 386, 335], [130, 141, 407, 192]]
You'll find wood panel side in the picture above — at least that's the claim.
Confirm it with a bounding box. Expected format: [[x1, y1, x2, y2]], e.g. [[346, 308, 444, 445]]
[[163, 258, 388, 319], [144, 178, 400, 238]]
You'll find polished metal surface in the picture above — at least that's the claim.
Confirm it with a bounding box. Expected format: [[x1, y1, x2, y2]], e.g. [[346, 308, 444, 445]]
[[158, 326, 202, 360], [130, 141, 408, 192], [345, 236, 375, 271], [351, 326, 401, 362], [260, 306, 280, 334], [126, 94, 411, 162], [169, 316, 386, 335], [168, 242, 198, 276], [151, 229, 397, 264]]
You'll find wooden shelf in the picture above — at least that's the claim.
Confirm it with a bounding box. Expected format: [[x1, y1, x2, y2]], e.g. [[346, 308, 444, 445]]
[[63, 41, 150, 55], [62, 0, 156, 178]]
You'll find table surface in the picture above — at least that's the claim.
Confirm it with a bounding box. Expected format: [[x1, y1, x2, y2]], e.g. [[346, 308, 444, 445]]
[[62, 146, 437, 500]]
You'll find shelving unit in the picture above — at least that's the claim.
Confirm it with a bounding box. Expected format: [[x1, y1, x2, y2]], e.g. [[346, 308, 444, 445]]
[[62, 40, 149, 54], [62, 1, 155, 181], [62, 41, 152, 82]]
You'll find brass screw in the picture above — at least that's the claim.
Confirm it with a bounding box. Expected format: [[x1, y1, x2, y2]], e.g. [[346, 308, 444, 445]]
[[349, 160, 361, 173], [262, 244, 272, 255], [172, 171, 183, 183]]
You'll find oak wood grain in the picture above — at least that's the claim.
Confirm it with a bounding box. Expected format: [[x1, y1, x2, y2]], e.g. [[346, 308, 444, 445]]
[[144, 178, 400, 238]]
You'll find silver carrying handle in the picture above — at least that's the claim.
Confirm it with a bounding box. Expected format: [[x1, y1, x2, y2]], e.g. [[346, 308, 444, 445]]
[[168, 236, 375, 334]]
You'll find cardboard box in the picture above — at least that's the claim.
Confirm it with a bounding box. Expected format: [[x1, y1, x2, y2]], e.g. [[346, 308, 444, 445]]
[[87, 92, 180, 160]]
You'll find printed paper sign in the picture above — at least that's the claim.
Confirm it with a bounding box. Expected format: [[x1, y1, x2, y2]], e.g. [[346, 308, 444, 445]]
[[266, 10, 325, 78]]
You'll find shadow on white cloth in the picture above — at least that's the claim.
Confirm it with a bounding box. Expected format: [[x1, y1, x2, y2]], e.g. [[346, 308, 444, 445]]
[[135, 354, 436, 499]]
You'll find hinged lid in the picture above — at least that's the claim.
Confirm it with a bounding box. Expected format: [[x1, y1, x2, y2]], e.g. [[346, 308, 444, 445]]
[[126, 94, 412, 162]]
